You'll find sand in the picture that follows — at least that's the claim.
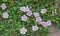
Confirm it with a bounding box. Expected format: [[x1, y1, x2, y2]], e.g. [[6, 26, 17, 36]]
[[50, 24, 60, 36]]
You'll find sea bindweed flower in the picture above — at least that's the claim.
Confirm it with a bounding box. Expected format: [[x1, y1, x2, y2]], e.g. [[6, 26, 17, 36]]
[[36, 17, 42, 22], [20, 27, 27, 34], [33, 12, 40, 17], [41, 8, 47, 14], [1, 3, 6, 10], [40, 20, 52, 27], [2, 12, 9, 18], [20, 6, 30, 12], [40, 21, 47, 27], [32, 25, 39, 31], [46, 20, 52, 26], [21, 15, 28, 21], [26, 10, 32, 16]]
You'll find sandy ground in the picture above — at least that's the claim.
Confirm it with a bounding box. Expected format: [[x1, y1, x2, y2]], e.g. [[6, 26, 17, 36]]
[[50, 24, 60, 36]]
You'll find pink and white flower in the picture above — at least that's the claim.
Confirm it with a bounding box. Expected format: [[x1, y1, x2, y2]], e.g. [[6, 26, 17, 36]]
[[33, 12, 40, 17], [40, 20, 52, 27], [1, 3, 6, 10], [36, 17, 42, 22], [40, 21, 47, 27], [20, 27, 27, 34], [41, 8, 47, 14], [32, 25, 39, 31], [20, 6, 30, 12], [26, 10, 32, 16], [21, 15, 28, 21], [46, 20, 52, 26], [2, 12, 9, 18]]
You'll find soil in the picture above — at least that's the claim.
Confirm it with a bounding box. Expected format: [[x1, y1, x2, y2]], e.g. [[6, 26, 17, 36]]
[[50, 24, 60, 36]]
